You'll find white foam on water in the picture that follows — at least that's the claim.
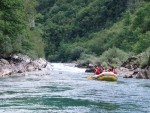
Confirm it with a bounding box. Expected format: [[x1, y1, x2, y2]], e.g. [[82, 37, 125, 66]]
[[50, 63, 85, 73]]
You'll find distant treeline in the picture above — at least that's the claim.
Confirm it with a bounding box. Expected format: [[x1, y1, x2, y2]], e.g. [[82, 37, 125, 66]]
[[0, 0, 150, 64]]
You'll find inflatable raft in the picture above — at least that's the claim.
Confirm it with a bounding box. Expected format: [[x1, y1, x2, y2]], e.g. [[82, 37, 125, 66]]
[[97, 75, 117, 81], [87, 72, 118, 82]]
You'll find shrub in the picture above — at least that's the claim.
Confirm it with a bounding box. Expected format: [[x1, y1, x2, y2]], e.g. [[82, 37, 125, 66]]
[[139, 47, 150, 68], [99, 47, 129, 66], [0, 34, 12, 54], [78, 53, 99, 65], [133, 31, 150, 53]]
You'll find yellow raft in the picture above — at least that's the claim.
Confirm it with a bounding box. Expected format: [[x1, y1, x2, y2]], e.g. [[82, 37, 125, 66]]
[[87, 72, 118, 82], [97, 75, 117, 81]]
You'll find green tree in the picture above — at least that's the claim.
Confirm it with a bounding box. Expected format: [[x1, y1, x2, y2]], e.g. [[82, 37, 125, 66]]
[[0, 0, 26, 54]]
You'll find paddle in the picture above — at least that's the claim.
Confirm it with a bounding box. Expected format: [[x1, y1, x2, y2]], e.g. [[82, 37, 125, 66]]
[[87, 75, 100, 80], [87, 75, 93, 80]]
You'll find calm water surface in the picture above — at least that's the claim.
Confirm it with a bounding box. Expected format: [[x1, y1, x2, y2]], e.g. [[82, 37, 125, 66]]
[[0, 63, 150, 113]]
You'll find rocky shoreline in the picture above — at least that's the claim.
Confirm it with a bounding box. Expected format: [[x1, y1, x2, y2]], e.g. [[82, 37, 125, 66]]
[[119, 56, 150, 79], [0, 54, 50, 77], [76, 55, 150, 79], [1, 53, 149, 79]]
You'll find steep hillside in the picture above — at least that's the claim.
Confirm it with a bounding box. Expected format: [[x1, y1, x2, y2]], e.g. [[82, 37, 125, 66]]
[[36, 0, 150, 62], [36, 0, 129, 61], [1, 0, 149, 64], [0, 0, 45, 58]]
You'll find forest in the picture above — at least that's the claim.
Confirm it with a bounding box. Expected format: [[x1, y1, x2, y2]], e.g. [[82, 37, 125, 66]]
[[0, 0, 150, 67]]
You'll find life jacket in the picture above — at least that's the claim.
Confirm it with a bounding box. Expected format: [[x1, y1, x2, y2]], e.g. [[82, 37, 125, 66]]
[[101, 67, 104, 71], [108, 69, 112, 72], [95, 67, 101, 74], [100, 68, 103, 73]]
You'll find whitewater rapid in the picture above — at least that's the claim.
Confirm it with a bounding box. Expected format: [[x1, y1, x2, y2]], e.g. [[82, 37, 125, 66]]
[[50, 63, 86, 73]]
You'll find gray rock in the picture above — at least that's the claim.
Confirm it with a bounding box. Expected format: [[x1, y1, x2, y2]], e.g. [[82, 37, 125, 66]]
[[0, 54, 50, 77], [135, 67, 150, 79], [0, 59, 9, 65], [26, 65, 35, 72]]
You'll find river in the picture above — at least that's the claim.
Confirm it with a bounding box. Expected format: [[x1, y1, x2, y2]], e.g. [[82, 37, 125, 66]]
[[0, 63, 150, 113]]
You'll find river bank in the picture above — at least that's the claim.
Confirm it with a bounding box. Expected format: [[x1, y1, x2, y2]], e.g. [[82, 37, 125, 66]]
[[1, 53, 149, 79], [0, 54, 51, 77], [76, 55, 150, 79], [120, 55, 150, 79]]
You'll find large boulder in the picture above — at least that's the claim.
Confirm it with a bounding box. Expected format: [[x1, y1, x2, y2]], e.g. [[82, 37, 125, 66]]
[[0, 54, 50, 77], [26, 64, 35, 72], [135, 66, 150, 79], [11, 54, 31, 63], [0, 59, 9, 65], [146, 66, 150, 78], [32, 58, 47, 70], [121, 53, 150, 79], [11, 55, 47, 72], [121, 56, 139, 69], [116, 67, 134, 77]]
